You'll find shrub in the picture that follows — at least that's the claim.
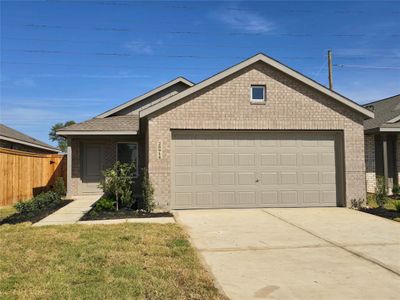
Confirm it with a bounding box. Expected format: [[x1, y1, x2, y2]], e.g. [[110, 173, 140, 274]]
[[392, 184, 400, 196], [141, 168, 156, 213], [375, 176, 388, 207], [99, 161, 136, 210], [53, 177, 66, 197], [393, 200, 400, 213], [350, 198, 364, 210], [94, 197, 115, 212], [14, 191, 61, 215], [366, 194, 377, 208]]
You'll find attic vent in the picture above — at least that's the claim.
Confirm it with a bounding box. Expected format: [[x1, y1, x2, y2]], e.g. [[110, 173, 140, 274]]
[[365, 105, 375, 112]]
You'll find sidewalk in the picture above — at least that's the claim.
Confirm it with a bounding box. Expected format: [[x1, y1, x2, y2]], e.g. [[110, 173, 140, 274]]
[[33, 195, 100, 226]]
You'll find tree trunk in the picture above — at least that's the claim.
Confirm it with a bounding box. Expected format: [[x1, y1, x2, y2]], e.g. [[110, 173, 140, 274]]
[[116, 192, 119, 211]]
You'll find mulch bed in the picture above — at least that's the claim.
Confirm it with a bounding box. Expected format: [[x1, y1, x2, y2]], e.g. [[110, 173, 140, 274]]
[[80, 209, 173, 221], [0, 200, 73, 225], [360, 207, 400, 222]]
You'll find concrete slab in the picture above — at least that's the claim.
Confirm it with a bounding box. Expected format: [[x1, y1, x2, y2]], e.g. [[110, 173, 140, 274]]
[[33, 195, 99, 226], [203, 247, 400, 300], [175, 209, 328, 250], [177, 208, 400, 300]]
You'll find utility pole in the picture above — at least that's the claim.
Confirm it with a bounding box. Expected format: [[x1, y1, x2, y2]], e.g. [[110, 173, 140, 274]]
[[328, 50, 333, 90]]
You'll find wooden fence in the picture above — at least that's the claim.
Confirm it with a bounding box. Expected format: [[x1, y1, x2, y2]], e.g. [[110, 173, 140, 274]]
[[0, 147, 67, 206]]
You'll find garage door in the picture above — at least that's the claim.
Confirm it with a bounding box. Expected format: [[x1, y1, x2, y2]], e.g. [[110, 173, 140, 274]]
[[172, 131, 341, 209]]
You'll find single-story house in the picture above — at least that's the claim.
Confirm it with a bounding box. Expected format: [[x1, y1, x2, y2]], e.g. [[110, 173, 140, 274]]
[[0, 124, 59, 154], [57, 53, 374, 210], [364, 94, 400, 194]]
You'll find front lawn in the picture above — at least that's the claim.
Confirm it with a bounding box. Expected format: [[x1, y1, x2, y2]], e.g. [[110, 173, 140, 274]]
[[0, 223, 226, 299]]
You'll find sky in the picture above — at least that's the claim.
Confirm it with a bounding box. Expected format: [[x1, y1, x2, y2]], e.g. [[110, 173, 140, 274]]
[[1, 0, 400, 146]]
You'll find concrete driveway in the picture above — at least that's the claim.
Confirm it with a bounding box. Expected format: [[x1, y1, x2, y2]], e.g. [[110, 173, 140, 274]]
[[175, 208, 400, 300]]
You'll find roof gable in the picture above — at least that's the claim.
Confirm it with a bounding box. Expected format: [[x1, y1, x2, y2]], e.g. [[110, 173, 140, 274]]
[[97, 77, 193, 118], [140, 53, 374, 119]]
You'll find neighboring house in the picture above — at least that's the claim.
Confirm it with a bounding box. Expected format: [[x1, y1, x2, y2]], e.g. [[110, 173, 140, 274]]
[[364, 94, 400, 194], [0, 124, 59, 154], [57, 53, 373, 210]]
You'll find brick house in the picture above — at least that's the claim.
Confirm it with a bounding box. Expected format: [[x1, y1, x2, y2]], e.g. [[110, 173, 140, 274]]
[[364, 94, 400, 194], [57, 53, 373, 210], [0, 124, 59, 154]]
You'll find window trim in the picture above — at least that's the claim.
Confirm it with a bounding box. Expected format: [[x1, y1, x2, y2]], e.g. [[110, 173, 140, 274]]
[[250, 85, 266, 104], [116, 142, 139, 177]]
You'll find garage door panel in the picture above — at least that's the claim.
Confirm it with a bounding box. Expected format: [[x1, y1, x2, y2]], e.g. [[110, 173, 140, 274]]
[[172, 131, 339, 209]]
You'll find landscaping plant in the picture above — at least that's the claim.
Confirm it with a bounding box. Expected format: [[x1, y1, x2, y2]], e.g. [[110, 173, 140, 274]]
[[141, 168, 156, 213], [53, 177, 66, 197], [14, 191, 61, 215], [94, 197, 115, 212], [393, 200, 400, 213], [375, 175, 388, 207], [99, 161, 136, 211], [392, 184, 400, 197]]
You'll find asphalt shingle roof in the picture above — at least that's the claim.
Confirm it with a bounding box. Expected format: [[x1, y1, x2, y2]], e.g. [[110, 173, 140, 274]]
[[363, 94, 400, 130], [0, 124, 59, 152], [58, 115, 139, 132]]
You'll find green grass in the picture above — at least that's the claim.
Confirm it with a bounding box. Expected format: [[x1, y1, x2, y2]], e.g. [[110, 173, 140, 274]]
[[0, 206, 16, 222], [0, 223, 226, 299]]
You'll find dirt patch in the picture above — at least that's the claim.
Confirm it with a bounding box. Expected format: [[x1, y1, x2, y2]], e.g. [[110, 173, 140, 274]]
[[80, 209, 173, 221]]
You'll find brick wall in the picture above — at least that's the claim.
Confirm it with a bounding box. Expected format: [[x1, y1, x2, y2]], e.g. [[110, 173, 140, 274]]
[[365, 134, 376, 193], [147, 62, 366, 209]]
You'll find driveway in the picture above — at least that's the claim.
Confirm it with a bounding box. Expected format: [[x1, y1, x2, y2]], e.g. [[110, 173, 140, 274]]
[[175, 208, 400, 300]]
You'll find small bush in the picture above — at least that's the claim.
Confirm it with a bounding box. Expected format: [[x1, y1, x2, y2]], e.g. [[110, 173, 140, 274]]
[[94, 197, 115, 212], [14, 191, 61, 215], [393, 200, 400, 212], [366, 194, 377, 208], [141, 168, 155, 213], [53, 177, 66, 197], [375, 176, 388, 207], [392, 184, 400, 196], [350, 198, 365, 210]]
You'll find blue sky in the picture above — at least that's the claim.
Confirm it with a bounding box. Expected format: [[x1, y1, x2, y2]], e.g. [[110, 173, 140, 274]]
[[1, 0, 399, 145]]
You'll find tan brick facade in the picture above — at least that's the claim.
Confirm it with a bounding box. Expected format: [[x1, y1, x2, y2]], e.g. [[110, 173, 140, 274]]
[[365, 134, 376, 193], [147, 62, 367, 209]]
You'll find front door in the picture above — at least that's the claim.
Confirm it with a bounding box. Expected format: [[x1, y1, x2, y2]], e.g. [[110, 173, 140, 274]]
[[81, 143, 103, 194]]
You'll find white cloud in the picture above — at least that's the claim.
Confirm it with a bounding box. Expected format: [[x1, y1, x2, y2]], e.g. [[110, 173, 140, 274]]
[[211, 9, 274, 33], [124, 40, 154, 55]]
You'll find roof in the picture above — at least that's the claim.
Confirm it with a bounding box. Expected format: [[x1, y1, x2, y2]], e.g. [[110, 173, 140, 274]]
[[96, 77, 194, 118], [0, 124, 59, 152], [363, 94, 400, 132], [57, 115, 139, 135], [140, 53, 374, 119]]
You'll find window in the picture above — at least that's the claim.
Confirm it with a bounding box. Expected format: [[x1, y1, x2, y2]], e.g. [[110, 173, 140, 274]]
[[251, 85, 266, 103], [117, 142, 138, 176]]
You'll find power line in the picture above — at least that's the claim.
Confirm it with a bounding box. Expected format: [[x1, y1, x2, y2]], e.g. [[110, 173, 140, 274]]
[[334, 64, 400, 70], [4, 23, 399, 38], [3, 48, 399, 61]]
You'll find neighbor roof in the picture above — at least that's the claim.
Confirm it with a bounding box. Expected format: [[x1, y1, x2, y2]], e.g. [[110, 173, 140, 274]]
[[140, 53, 374, 119], [57, 115, 139, 135], [363, 94, 400, 132], [96, 77, 194, 118], [0, 124, 59, 152]]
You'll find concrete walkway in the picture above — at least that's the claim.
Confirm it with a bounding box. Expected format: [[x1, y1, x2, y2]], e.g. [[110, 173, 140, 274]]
[[34, 195, 100, 226], [176, 208, 400, 300]]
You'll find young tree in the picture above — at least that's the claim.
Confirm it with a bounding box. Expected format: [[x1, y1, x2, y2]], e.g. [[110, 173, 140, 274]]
[[49, 121, 75, 152], [99, 161, 136, 211]]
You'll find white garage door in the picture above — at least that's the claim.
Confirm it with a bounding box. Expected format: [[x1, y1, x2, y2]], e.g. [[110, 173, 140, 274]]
[[172, 131, 341, 209]]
